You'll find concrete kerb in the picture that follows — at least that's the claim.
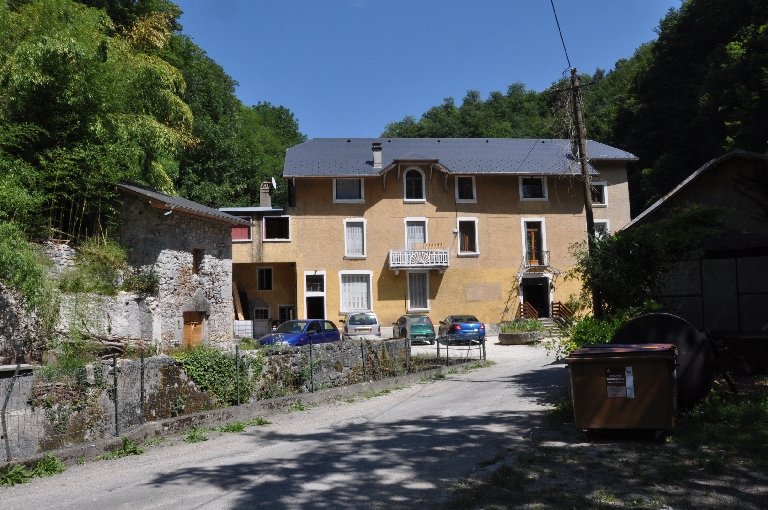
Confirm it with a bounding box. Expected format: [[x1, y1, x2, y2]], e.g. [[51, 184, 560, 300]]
[[5, 360, 482, 469]]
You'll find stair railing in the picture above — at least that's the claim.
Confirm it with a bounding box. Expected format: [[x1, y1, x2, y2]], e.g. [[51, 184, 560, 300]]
[[551, 301, 574, 321], [518, 302, 539, 320]]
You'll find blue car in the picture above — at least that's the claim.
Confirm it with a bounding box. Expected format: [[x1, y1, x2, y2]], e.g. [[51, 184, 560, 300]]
[[438, 315, 485, 344], [258, 320, 340, 347]]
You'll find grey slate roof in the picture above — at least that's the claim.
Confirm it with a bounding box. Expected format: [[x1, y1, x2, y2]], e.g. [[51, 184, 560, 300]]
[[117, 182, 250, 226], [284, 138, 638, 178]]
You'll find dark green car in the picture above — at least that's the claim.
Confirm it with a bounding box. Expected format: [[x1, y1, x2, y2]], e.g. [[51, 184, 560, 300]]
[[393, 314, 436, 344]]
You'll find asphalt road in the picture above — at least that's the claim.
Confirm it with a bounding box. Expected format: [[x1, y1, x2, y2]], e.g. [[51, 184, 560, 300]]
[[0, 341, 570, 509]]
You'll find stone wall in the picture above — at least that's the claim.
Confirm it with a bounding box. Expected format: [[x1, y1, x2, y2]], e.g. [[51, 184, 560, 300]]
[[0, 339, 435, 459], [0, 284, 36, 364]]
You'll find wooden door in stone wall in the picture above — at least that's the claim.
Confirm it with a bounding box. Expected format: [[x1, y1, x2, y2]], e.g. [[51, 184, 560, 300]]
[[183, 311, 204, 347]]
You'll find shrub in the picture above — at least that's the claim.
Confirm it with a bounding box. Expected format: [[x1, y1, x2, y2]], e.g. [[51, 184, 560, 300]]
[[500, 319, 546, 333], [59, 238, 127, 295], [121, 266, 159, 294], [173, 348, 255, 406]]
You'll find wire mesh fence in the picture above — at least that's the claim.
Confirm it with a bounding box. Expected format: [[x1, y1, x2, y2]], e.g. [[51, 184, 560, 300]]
[[0, 336, 485, 461]]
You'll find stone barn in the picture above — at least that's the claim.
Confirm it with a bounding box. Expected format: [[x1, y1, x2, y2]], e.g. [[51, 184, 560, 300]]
[[116, 182, 250, 348]]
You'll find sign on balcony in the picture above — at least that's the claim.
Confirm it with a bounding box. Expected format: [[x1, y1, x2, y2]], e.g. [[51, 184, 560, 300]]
[[389, 249, 450, 274]]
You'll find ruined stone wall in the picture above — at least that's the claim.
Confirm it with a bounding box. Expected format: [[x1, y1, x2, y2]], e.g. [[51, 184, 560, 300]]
[[0, 284, 36, 364], [119, 198, 234, 348]]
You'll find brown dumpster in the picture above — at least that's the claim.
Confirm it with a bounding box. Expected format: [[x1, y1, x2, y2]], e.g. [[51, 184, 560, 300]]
[[565, 344, 677, 435]]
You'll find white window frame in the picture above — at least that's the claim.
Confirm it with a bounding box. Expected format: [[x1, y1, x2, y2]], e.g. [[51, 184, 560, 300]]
[[519, 176, 549, 201], [454, 176, 477, 203], [591, 181, 608, 207], [257, 266, 273, 292], [407, 270, 430, 312], [263, 215, 291, 242], [333, 178, 365, 203], [304, 270, 326, 320], [404, 217, 428, 250], [593, 219, 610, 237], [232, 216, 252, 243], [403, 166, 426, 203], [520, 217, 547, 261], [343, 218, 367, 259], [457, 217, 480, 257], [338, 270, 374, 313]]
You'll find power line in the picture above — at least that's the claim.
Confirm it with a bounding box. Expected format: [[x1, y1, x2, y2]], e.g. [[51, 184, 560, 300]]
[[549, 0, 571, 69]]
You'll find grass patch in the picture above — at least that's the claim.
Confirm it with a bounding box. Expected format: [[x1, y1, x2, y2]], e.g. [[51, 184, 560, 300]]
[[673, 382, 768, 453], [547, 396, 575, 424], [144, 436, 166, 447], [288, 401, 309, 412], [0, 463, 32, 487], [238, 337, 258, 350], [246, 416, 271, 426], [98, 436, 145, 460], [184, 427, 209, 443], [216, 422, 246, 433], [419, 373, 446, 383], [29, 454, 66, 477]]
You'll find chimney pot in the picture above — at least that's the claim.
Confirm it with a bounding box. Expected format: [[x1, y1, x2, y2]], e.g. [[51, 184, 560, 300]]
[[372, 142, 383, 168]]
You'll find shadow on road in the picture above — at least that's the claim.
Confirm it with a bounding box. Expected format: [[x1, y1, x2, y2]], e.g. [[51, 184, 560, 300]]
[[147, 410, 543, 509]]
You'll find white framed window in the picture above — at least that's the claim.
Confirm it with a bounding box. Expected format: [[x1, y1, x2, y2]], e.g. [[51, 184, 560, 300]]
[[263, 215, 291, 241], [521, 217, 547, 265], [344, 218, 367, 259], [403, 167, 426, 203], [339, 271, 373, 313], [455, 176, 477, 203], [591, 181, 608, 207], [278, 305, 295, 323], [334, 178, 365, 203], [404, 217, 428, 250], [257, 267, 273, 291], [519, 176, 548, 201], [457, 217, 479, 256], [231, 216, 252, 242], [593, 220, 610, 238], [407, 271, 429, 311]]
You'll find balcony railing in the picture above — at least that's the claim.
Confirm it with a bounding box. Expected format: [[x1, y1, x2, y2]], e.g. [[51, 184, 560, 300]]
[[524, 250, 549, 268], [389, 248, 450, 273]]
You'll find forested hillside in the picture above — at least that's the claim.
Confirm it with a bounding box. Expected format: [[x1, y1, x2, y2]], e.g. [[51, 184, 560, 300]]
[[383, 0, 768, 215], [0, 0, 304, 244]]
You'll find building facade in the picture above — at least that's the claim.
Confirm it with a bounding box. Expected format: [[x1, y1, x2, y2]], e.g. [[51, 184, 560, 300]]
[[226, 138, 635, 333]]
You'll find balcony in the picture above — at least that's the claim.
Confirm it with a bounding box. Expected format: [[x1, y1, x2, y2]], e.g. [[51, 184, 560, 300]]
[[524, 250, 549, 268], [389, 243, 450, 274]]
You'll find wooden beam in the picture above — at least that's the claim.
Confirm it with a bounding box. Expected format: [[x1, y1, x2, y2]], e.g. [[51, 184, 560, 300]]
[[232, 281, 244, 320]]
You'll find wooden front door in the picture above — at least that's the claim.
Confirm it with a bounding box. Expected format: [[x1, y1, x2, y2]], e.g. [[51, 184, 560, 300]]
[[183, 311, 204, 347]]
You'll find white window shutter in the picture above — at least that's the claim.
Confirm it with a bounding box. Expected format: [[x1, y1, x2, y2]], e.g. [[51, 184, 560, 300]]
[[345, 222, 364, 256], [406, 221, 425, 250], [342, 274, 370, 311]]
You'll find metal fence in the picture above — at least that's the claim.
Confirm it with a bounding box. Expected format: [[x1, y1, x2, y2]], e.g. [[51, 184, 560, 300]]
[[0, 337, 485, 461]]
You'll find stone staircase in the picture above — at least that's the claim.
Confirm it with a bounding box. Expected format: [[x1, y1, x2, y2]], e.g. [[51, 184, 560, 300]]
[[538, 317, 566, 338]]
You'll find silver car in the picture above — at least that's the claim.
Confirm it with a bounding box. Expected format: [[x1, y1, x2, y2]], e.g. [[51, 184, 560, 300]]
[[341, 311, 381, 340]]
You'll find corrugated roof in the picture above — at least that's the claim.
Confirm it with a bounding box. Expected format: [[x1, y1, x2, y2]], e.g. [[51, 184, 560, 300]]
[[284, 138, 638, 178], [623, 149, 768, 230], [117, 182, 251, 226]]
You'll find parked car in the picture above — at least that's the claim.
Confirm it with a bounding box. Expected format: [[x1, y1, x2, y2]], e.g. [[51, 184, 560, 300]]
[[438, 315, 485, 344], [258, 320, 340, 347], [393, 314, 436, 344], [340, 311, 381, 340]]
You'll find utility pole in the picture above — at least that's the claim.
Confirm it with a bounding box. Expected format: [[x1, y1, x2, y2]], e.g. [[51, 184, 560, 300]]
[[570, 68, 603, 319]]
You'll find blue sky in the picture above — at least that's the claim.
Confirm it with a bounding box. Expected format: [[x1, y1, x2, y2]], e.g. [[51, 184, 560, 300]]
[[174, 1, 680, 139]]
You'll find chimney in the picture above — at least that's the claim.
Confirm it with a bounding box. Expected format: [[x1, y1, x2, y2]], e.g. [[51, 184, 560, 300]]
[[260, 181, 272, 208], [372, 142, 382, 168]]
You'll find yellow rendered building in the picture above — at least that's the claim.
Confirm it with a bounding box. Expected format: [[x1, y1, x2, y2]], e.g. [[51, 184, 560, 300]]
[[223, 138, 636, 336]]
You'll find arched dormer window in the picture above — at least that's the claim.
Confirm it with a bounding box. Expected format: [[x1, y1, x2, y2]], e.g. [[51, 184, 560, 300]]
[[404, 167, 425, 202]]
